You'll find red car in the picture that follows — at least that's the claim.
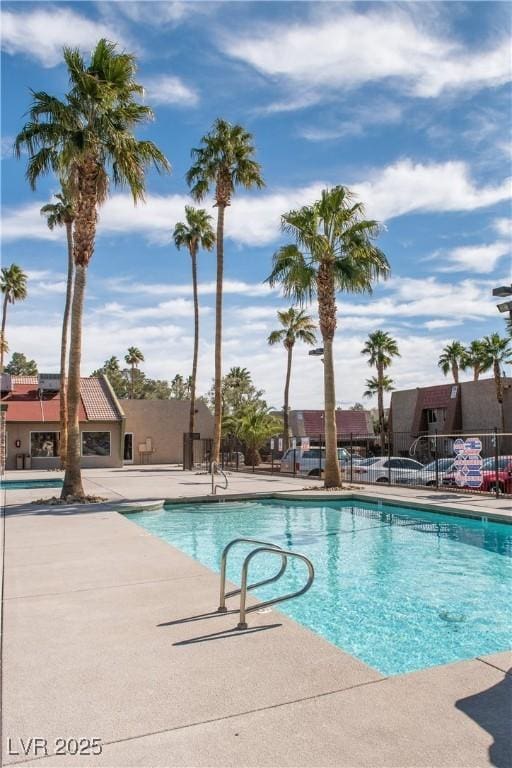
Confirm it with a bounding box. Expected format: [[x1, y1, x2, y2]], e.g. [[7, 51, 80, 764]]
[[443, 456, 512, 493]]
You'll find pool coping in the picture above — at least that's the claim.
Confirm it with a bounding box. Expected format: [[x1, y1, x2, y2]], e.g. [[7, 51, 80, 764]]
[[148, 490, 512, 525]]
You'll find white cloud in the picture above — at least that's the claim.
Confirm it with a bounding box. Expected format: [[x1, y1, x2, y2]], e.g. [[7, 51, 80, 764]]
[[343, 276, 499, 321], [494, 218, 512, 238], [301, 101, 403, 141], [95, 298, 211, 320], [224, 6, 511, 103], [353, 160, 511, 221], [107, 278, 275, 298], [3, 161, 509, 247], [1, 7, 130, 67], [424, 319, 463, 330], [143, 75, 199, 107], [439, 241, 510, 273], [108, 1, 206, 27]]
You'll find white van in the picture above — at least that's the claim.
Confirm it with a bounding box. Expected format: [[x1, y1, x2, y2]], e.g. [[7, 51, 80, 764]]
[[279, 446, 351, 476]]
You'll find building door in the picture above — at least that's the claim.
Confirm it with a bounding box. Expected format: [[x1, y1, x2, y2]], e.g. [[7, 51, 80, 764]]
[[123, 432, 134, 464]]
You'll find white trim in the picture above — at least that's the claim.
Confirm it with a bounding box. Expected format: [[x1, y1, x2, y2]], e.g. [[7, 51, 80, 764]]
[[29, 430, 60, 459], [80, 430, 112, 458]]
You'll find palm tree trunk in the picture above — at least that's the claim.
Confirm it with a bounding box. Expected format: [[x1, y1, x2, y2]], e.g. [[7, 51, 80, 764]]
[[189, 245, 199, 437], [452, 363, 459, 385], [283, 344, 293, 451], [62, 156, 98, 500], [377, 363, 385, 455], [130, 363, 135, 399], [59, 220, 74, 469], [61, 264, 86, 498], [212, 203, 225, 465], [318, 261, 342, 488], [474, 366, 479, 382], [0, 294, 8, 372]]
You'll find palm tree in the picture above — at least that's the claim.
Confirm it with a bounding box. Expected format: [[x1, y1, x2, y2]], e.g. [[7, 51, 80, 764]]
[[227, 403, 282, 467], [41, 187, 75, 467], [363, 375, 394, 399], [267, 186, 389, 488], [463, 339, 492, 382], [124, 347, 144, 399], [186, 119, 264, 464], [0, 264, 28, 372], [15, 39, 170, 499], [173, 206, 215, 444], [0, 333, 8, 364], [268, 308, 316, 450], [361, 330, 400, 452], [438, 341, 466, 384], [481, 334, 512, 432]]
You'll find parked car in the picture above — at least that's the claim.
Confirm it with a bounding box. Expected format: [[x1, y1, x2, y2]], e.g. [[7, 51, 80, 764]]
[[443, 455, 512, 493], [279, 447, 351, 476], [416, 458, 457, 486], [352, 456, 424, 484]]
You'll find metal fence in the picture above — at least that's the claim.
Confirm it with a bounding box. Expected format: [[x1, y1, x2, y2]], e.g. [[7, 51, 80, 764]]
[[195, 430, 512, 499]]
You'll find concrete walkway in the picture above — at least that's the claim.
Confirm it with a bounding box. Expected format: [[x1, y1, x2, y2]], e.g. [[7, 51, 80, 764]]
[[1, 471, 511, 767]]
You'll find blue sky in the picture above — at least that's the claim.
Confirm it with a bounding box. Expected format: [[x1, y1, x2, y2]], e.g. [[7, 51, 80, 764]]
[[1, 1, 511, 408]]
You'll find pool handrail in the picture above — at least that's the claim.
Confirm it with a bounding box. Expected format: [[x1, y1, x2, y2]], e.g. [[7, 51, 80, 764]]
[[217, 537, 287, 612], [237, 546, 315, 630]]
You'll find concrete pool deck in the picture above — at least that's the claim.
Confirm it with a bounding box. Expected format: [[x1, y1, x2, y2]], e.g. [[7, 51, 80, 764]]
[[1, 468, 511, 767]]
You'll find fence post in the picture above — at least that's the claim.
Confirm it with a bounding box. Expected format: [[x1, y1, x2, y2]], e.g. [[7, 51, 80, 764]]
[[350, 433, 353, 483], [271, 448, 274, 474], [319, 433, 322, 477], [494, 427, 500, 498], [293, 447, 296, 476], [387, 434, 392, 484], [236, 450, 239, 472], [435, 430, 439, 489]]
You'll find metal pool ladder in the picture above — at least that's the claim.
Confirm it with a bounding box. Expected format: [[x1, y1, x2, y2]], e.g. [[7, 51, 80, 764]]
[[211, 462, 228, 495], [217, 538, 315, 630]]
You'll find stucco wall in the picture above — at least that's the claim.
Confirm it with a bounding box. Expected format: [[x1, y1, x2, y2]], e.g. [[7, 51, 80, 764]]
[[121, 399, 214, 465], [4, 420, 123, 470], [460, 379, 505, 432], [389, 388, 419, 434]]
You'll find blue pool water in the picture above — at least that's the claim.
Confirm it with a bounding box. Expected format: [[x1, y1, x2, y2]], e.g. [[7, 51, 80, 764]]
[[127, 498, 512, 675], [0, 478, 63, 490]]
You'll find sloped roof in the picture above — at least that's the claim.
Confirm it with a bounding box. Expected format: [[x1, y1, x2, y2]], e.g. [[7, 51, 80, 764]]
[[1, 376, 122, 423], [290, 409, 374, 438]]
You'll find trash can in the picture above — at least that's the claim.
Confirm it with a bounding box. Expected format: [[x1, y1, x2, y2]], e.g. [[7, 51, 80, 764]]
[[16, 453, 24, 470], [23, 454, 31, 470]]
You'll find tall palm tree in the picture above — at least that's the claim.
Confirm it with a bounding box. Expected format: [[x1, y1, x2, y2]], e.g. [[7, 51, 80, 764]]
[[438, 341, 466, 384], [0, 264, 28, 372], [463, 339, 492, 382], [15, 39, 170, 499], [267, 186, 389, 488], [361, 330, 400, 452], [268, 307, 316, 450], [41, 187, 75, 468], [0, 334, 8, 364], [481, 333, 512, 432], [124, 347, 144, 399], [173, 206, 215, 443], [186, 119, 264, 464]]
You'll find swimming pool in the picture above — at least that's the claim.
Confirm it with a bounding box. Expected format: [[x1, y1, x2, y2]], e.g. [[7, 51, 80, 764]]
[[127, 498, 512, 675], [0, 478, 63, 490]]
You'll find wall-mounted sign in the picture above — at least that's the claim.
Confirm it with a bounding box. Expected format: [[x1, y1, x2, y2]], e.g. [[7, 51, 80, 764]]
[[453, 437, 483, 488], [302, 437, 310, 452], [278, 438, 283, 451], [270, 439, 275, 450], [291, 437, 297, 449]]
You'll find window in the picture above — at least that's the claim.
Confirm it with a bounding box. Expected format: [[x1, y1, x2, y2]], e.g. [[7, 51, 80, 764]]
[[81, 431, 111, 457], [401, 459, 424, 470], [31, 432, 59, 458], [426, 408, 446, 424]]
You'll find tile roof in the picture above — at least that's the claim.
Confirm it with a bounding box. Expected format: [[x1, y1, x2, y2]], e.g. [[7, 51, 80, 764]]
[[291, 409, 374, 438], [2, 376, 121, 423]]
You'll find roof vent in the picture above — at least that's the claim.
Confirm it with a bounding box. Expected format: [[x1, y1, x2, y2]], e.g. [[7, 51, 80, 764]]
[[38, 374, 61, 391]]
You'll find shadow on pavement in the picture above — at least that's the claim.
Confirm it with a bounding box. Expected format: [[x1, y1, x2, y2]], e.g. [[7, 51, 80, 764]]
[[456, 668, 512, 768]]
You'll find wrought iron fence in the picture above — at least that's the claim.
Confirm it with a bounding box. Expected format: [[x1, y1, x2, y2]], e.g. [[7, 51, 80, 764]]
[[207, 429, 512, 499]]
